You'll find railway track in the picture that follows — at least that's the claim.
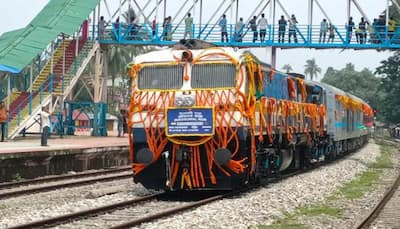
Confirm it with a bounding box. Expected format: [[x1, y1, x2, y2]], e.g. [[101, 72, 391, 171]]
[[0, 167, 132, 199], [355, 172, 400, 229], [7, 146, 366, 228], [9, 170, 304, 229]]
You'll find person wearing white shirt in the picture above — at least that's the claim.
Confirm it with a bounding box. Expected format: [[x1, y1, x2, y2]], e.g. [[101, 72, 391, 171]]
[[289, 14, 298, 43], [235, 18, 245, 42], [258, 13, 268, 42], [40, 107, 50, 146]]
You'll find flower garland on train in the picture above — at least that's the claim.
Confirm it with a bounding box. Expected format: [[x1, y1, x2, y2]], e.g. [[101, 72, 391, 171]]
[[127, 49, 326, 189]]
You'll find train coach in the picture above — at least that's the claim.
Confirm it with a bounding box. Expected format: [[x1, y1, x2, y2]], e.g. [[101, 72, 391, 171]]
[[127, 40, 374, 191]]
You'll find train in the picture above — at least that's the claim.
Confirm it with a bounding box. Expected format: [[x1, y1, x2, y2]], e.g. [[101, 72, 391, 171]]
[[127, 40, 374, 191]]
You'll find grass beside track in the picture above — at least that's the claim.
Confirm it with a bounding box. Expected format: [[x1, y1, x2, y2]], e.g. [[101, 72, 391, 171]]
[[259, 143, 395, 229]]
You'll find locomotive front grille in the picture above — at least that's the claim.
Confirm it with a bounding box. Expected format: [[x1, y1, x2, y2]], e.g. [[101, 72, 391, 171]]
[[191, 63, 236, 89], [138, 65, 184, 90]]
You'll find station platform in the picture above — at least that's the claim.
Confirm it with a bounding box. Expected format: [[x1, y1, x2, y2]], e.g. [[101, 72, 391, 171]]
[[0, 135, 131, 182], [0, 135, 129, 155]]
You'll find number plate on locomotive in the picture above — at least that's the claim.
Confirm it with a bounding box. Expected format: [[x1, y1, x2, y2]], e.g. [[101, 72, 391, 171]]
[[166, 107, 215, 137]]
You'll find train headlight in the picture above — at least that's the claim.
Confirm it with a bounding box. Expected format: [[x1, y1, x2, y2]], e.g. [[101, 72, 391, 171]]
[[175, 95, 195, 107], [135, 148, 154, 164], [214, 148, 232, 166]]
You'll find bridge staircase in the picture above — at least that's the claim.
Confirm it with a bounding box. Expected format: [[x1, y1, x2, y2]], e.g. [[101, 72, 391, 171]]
[[6, 40, 99, 139]]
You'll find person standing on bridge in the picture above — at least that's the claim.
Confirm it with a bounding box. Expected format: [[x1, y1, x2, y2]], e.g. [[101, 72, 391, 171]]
[[278, 15, 287, 43], [258, 13, 268, 42], [388, 17, 396, 41], [0, 101, 8, 142], [98, 16, 105, 40], [152, 17, 157, 38], [248, 16, 258, 42], [328, 23, 335, 43], [162, 16, 172, 41], [358, 17, 367, 44], [288, 14, 298, 43], [219, 14, 228, 42], [184, 13, 193, 39], [319, 19, 328, 43], [235, 17, 245, 42], [346, 17, 355, 43]]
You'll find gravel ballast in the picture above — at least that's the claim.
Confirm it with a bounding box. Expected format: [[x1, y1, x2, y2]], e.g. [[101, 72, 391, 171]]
[[140, 142, 381, 229], [0, 142, 387, 228]]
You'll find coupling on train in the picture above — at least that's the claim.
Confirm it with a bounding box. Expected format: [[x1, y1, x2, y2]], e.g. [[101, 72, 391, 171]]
[[127, 40, 374, 191]]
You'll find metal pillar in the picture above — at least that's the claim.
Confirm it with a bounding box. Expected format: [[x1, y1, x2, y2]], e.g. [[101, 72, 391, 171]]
[[308, 0, 313, 43], [164, 0, 167, 19], [29, 63, 33, 114], [30, 64, 33, 95], [308, 0, 313, 25], [386, 0, 390, 27], [230, 0, 234, 23], [94, 49, 101, 103], [235, 0, 239, 23], [98, 0, 101, 23], [271, 47, 277, 69], [92, 5, 96, 39], [193, 0, 196, 21], [155, 0, 159, 22], [347, 0, 351, 20], [7, 74, 10, 110], [199, 0, 203, 31], [119, 0, 122, 20], [271, 0, 276, 30], [50, 40, 55, 111]]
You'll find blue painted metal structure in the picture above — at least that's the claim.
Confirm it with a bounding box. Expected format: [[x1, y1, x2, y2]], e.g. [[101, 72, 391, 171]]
[[97, 23, 400, 49], [65, 101, 107, 136]]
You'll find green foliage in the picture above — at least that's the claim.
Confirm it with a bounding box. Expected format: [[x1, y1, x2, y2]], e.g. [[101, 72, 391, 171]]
[[321, 63, 382, 115], [260, 204, 342, 229], [304, 58, 321, 80], [297, 204, 342, 218], [336, 145, 393, 199], [337, 170, 380, 199], [11, 173, 23, 182], [375, 51, 400, 124]]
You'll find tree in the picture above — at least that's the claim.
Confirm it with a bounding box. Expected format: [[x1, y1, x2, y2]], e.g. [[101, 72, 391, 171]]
[[107, 44, 154, 114], [375, 51, 400, 124], [282, 64, 293, 73], [304, 58, 321, 81]]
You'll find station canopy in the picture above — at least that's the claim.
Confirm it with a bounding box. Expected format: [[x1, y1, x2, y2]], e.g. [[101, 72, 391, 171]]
[[0, 0, 100, 73]]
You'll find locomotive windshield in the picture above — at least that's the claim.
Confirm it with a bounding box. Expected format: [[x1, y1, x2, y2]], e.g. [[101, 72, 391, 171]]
[[191, 63, 236, 89], [138, 65, 184, 90]]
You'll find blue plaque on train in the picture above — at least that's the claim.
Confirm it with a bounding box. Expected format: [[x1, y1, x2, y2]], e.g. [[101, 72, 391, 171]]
[[166, 108, 214, 136]]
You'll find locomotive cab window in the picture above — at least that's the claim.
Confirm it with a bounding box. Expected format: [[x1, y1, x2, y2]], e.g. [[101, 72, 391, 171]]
[[138, 64, 184, 90], [191, 63, 236, 89], [306, 85, 323, 104]]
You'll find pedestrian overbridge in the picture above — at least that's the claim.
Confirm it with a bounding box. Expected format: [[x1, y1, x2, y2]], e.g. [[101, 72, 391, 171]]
[[99, 22, 400, 50]]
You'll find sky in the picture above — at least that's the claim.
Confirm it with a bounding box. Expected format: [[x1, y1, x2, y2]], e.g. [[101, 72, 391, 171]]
[[0, 0, 393, 80]]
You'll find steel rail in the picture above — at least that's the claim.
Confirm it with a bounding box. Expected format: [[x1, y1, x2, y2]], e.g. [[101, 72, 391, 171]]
[[354, 172, 400, 229], [0, 173, 132, 199], [0, 166, 131, 190], [9, 193, 162, 229]]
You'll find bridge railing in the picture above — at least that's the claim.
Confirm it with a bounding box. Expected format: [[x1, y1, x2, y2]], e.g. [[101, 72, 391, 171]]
[[92, 22, 400, 48]]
